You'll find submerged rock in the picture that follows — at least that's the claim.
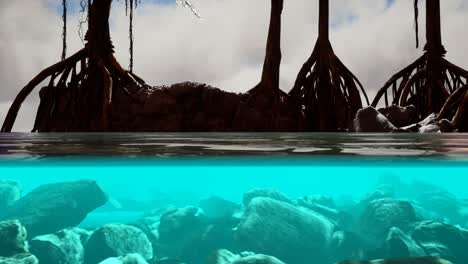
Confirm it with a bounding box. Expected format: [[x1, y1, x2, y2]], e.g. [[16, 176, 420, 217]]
[[84, 224, 153, 264], [243, 189, 292, 207], [378, 105, 416, 128], [411, 221, 468, 263], [360, 199, 418, 239], [384, 227, 425, 258], [0, 181, 21, 213], [198, 196, 241, 219], [330, 231, 368, 262], [0, 220, 28, 257], [231, 255, 286, 264], [30, 228, 90, 264], [208, 249, 285, 264], [235, 197, 335, 264], [157, 205, 237, 263], [353, 107, 397, 132], [158, 207, 207, 258], [98, 254, 149, 264], [2, 180, 108, 237], [0, 253, 39, 264], [297, 194, 336, 209], [337, 256, 452, 264]]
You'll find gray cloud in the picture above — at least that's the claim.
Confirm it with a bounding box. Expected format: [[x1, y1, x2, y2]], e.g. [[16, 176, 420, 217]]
[[1, 0, 468, 131]]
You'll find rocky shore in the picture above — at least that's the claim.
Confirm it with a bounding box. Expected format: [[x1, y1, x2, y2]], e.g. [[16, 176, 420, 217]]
[[0, 179, 467, 264]]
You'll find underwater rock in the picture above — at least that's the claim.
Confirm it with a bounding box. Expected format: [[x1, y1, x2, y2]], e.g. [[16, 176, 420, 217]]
[[230, 254, 286, 264], [0, 220, 28, 257], [84, 224, 153, 264], [158, 207, 207, 259], [297, 194, 336, 209], [198, 196, 241, 219], [417, 242, 454, 262], [207, 249, 239, 264], [2, 180, 107, 237], [337, 256, 452, 264], [353, 107, 397, 132], [235, 197, 335, 264], [329, 231, 368, 262], [129, 215, 161, 256], [411, 221, 468, 263], [99, 254, 149, 264], [383, 227, 425, 258], [0, 180, 21, 213], [360, 199, 418, 239], [378, 105, 417, 128], [30, 227, 90, 264], [207, 249, 285, 264], [0, 253, 39, 264], [243, 189, 292, 207], [158, 206, 238, 263]]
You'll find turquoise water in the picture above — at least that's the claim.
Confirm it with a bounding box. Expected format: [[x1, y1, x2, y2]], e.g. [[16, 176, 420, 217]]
[[1, 133, 468, 264]]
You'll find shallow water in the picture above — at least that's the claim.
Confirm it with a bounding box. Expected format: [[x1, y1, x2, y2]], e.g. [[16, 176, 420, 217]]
[[1, 133, 468, 264]]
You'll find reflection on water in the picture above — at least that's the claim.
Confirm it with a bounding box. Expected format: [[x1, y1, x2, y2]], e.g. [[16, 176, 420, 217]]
[[1, 133, 468, 159]]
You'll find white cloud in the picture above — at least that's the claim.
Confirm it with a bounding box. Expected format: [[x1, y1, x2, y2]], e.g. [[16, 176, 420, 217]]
[[1, 0, 468, 131]]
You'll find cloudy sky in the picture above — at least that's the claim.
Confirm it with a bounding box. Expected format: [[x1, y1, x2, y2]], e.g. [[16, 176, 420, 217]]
[[1, 0, 468, 131]]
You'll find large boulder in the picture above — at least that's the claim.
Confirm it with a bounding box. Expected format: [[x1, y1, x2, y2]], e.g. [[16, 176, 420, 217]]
[[30, 228, 91, 264], [2, 180, 108, 237], [198, 196, 241, 219], [0, 220, 28, 257], [0, 254, 39, 264], [243, 189, 292, 207], [353, 107, 396, 132], [360, 199, 418, 239], [337, 256, 452, 264], [411, 221, 468, 263], [0, 181, 21, 213], [235, 197, 335, 264], [378, 105, 416, 128], [84, 224, 153, 264]]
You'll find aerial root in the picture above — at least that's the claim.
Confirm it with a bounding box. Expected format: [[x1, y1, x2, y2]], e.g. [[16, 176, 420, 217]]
[[1, 46, 146, 132], [289, 43, 369, 131], [372, 52, 468, 121]]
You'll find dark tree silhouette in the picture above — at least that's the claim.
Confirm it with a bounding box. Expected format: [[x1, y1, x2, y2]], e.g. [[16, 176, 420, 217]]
[[289, 0, 369, 132], [1, 0, 201, 132], [244, 0, 286, 128], [1, 0, 146, 132], [372, 0, 468, 121]]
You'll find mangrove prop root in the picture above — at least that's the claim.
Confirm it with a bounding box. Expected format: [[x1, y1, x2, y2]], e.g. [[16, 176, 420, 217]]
[[373, 0, 468, 121], [1, 49, 86, 132], [1, 0, 145, 132], [289, 0, 369, 132], [372, 52, 468, 120], [289, 41, 369, 132]]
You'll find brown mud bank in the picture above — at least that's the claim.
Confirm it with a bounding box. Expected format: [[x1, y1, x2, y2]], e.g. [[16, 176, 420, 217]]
[[35, 81, 304, 132]]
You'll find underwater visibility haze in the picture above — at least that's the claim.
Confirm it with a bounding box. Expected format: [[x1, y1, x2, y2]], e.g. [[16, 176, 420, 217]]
[[0, 133, 468, 264]]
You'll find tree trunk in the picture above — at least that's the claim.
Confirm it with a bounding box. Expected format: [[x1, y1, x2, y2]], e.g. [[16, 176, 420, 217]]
[[425, 0, 444, 54], [317, 0, 333, 131], [259, 0, 283, 100]]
